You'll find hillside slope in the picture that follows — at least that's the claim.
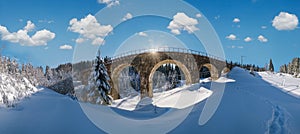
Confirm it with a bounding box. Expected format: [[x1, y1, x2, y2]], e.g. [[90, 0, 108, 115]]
[[0, 87, 103, 134]]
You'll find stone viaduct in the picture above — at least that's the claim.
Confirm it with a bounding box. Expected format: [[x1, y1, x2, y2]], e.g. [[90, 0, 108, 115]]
[[105, 47, 230, 100]]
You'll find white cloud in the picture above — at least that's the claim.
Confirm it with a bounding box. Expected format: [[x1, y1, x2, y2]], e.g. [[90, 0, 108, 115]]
[[97, 0, 120, 7], [31, 29, 56, 45], [68, 14, 113, 46], [258, 35, 268, 43], [92, 37, 104, 45], [244, 37, 252, 42], [233, 18, 240, 23], [38, 19, 54, 24], [75, 38, 85, 44], [24, 21, 35, 31], [137, 32, 148, 37], [167, 12, 199, 35], [0, 26, 9, 35], [261, 26, 267, 29], [122, 13, 133, 21], [196, 13, 202, 18], [59, 44, 72, 50], [272, 12, 299, 30], [0, 21, 55, 46], [228, 45, 243, 49], [226, 34, 237, 40]]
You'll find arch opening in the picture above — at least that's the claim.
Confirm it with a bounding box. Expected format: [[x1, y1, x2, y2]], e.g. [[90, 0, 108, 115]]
[[111, 64, 140, 99], [199, 66, 211, 79], [199, 63, 219, 81], [149, 59, 192, 97], [151, 63, 186, 93]]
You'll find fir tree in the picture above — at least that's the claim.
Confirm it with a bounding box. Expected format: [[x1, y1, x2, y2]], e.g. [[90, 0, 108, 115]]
[[269, 59, 274, 72], [93, 50, 112, 105]]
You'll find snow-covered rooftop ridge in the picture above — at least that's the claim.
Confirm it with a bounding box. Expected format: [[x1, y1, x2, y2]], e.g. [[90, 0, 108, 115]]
[[0, 73, 38, 107]]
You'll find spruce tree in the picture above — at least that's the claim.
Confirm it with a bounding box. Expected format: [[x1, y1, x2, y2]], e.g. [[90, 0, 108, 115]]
[[93, 50, 112, 105], [269, 59, 274, 72]]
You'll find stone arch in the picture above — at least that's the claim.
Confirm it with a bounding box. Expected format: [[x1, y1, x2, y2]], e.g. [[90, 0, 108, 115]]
[[148, 59, 192, 97], [199, 63, 219, 80], [199, 65, 211, 79], [111, 63, 140, 99]]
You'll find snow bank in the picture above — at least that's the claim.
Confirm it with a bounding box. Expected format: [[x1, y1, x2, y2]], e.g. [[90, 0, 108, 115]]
[[154, 86, 212, 109], [111, 76, 236, 111], [200, 77, 235, 83], [215, 77, 236, 83], [0, 73, 38, 107], [111, 84, 213, 111], [258, 71, 300, 98]]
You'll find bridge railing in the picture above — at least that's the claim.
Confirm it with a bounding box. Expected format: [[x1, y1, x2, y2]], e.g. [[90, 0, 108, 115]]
[[109, 47, 225, 61]]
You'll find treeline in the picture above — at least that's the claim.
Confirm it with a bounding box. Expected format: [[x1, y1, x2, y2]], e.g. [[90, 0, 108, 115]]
[[226, 61, 267, 72], [0, 56, 73, 95], [153, 64, 182, 91], [280, 57, 300, 77]]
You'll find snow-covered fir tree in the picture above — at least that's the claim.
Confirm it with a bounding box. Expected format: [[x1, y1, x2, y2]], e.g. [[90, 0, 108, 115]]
[[269, 59, 274, 72], [0, 56, 38, 107], [91, 50, 112, 105], [45, 66, 53, 81], [171, 70, 179, 88]]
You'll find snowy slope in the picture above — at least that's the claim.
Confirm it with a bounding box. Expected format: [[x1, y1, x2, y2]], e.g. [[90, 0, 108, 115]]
[[0, 87, 104, 134], [0, 73, 38, 107], [258, 71, 300, 98], [1, 67, 300, 134], [172, 67, 300, 134]]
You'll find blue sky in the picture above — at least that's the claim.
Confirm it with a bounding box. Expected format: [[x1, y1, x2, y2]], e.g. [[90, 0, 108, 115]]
[[0, 0, 299, 71]]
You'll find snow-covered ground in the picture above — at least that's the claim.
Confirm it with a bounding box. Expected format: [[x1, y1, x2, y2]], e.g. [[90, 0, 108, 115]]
[[111, 84, 213, 111], [111, 77, 235, 111], [1, 67, 300, 133], [258, 71, 300, 98], [0, 87, 104, 134]]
